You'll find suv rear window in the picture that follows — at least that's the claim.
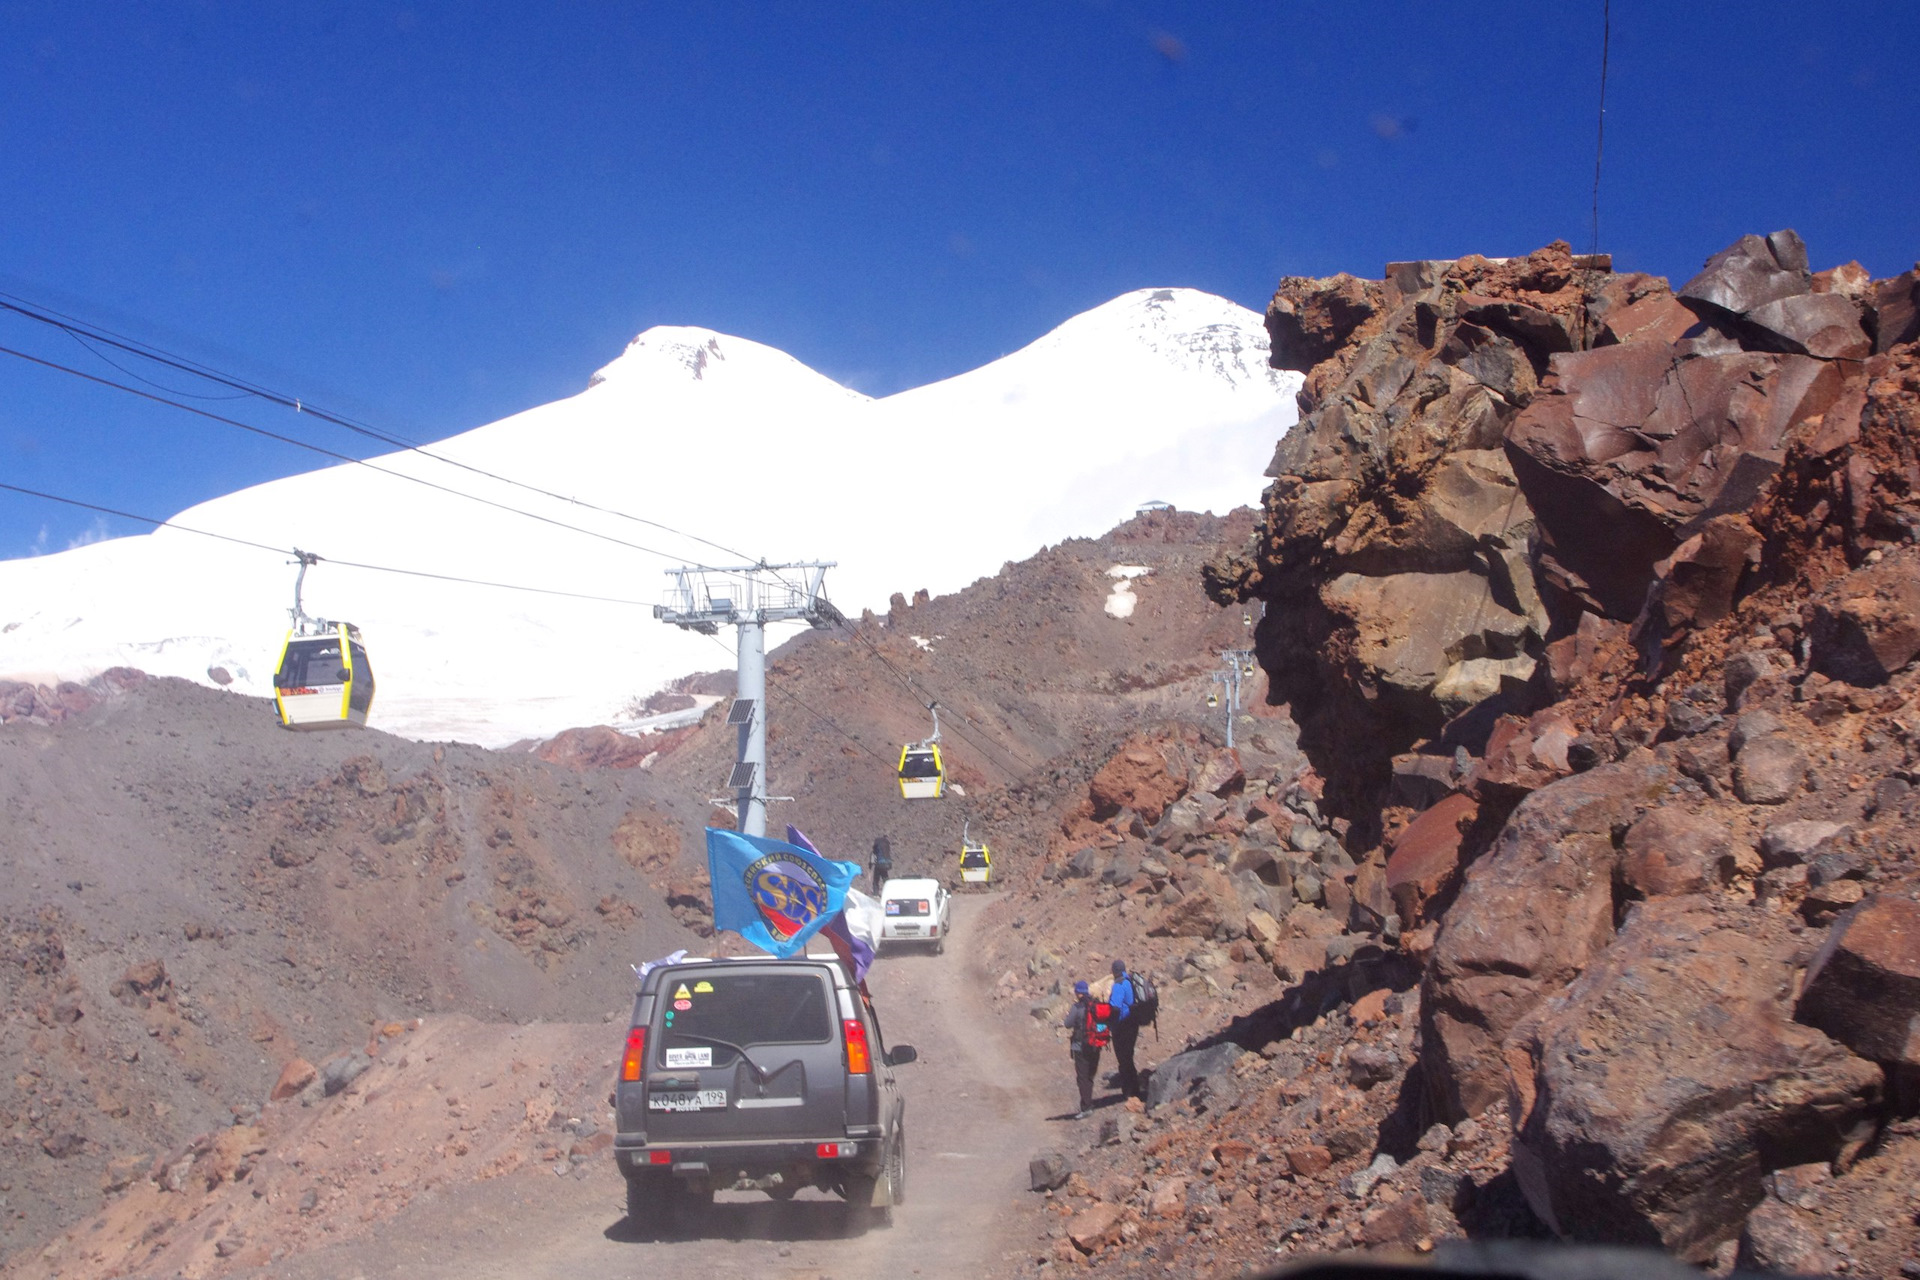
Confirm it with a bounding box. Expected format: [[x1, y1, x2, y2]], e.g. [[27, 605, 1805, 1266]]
[[657, 971, 832, 1065]]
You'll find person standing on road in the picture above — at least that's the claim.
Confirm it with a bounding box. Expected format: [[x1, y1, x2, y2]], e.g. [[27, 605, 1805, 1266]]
[[1063, 979, 1102, 1119], [870, 836, 893, 893], [1108, 959, 1141, 1100]]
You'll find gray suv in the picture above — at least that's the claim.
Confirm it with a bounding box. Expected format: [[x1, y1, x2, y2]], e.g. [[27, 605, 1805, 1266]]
[[612, 955, 916, 1231]]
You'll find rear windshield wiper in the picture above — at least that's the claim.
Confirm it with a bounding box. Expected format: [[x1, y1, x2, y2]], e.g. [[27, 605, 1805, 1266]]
[[667, 1033, 774, 1083]]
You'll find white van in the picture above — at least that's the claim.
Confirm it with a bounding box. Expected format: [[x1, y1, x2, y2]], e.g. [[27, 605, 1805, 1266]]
[[877, 878, 952, 954]]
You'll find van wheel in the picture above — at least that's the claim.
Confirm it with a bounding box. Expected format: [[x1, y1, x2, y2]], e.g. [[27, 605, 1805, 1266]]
[[934, 934, 945, 955], [625, 1170, 670, 1231], [842, 1171, 892, 1229], [886, 1121, 907, 1206]]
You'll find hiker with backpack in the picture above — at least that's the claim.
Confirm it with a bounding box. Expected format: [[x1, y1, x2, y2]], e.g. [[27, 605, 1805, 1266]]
[[1062, 979, 1112, 1119], [1108, 959, 1150, 1100]]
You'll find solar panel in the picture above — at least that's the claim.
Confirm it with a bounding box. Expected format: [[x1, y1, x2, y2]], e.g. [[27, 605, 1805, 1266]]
[[727, 698, 756, 726], [726, 763, 756, 789]]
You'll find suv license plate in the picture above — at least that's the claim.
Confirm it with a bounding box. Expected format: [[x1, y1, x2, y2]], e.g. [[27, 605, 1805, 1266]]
[[649, 1090, 727, 1112]]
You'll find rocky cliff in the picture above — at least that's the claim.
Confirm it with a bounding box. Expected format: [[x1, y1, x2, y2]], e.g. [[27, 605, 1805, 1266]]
[[1193, 231, 1920, 1267]]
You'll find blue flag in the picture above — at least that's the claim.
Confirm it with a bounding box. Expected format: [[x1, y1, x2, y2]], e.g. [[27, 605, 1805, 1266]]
[[788, 826, 878, 984], [705, 828, 861, 959]]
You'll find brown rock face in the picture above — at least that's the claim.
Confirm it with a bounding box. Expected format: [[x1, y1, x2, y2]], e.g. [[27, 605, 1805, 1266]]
[[1797, 894, 1920, 1066], [1507, 899, 1881, 1261], [1619, 808, 1737, 898], [1088, 739, 1187, 825], [1384, 792, 1478, 927], [1266, 272, 1383, 373], [1805, 546, 1920, 685], [1421, 758, 1669, 1120]]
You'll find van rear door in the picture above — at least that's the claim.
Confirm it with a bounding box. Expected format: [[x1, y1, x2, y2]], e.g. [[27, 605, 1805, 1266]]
[[646, 965, 846, 1142]]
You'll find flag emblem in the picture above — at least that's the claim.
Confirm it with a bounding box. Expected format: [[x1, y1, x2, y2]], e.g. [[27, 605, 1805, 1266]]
[[745, 854, 830, 939]]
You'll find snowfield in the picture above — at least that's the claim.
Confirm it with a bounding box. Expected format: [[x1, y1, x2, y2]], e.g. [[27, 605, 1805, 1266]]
[[0, 288, 1299, 745]]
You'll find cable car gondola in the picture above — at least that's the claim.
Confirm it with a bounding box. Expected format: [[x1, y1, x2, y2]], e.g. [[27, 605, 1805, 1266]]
[[274, 623, 375, 730], [272, 550, 375, 731], [897, 702, 946, 799], [958, 820, 991, 886], [898, 741, 945, 799]]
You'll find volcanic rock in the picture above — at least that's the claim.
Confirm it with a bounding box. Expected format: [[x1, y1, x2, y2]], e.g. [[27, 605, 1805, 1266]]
[[1385, 793, 1478, 928], [1422, 757, 1669, 1119], [1796, 895, 1920, 1067], [1507, 899, 1881, 1261], [1806, 548, 1920, 685], [1619, 808, 1739, 898]]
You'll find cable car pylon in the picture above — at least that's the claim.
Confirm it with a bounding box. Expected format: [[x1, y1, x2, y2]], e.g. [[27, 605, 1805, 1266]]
[[655, 561, 837, 838]]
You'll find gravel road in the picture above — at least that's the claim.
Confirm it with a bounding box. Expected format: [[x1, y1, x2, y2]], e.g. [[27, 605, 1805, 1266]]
[[247, 892, 1061, 1280]]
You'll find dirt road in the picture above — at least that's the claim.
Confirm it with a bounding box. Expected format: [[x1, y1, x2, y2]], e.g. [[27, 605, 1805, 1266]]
[[246, 893, 1060, 1280]]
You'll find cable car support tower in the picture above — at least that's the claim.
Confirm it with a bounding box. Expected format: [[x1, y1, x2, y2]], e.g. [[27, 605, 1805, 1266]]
[[655, 562, 839, 837]]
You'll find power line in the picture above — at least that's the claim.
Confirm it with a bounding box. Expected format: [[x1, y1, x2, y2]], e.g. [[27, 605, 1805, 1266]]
[[829, 618, 1040, 776], [1590, 0, 1611, 260], [0, 342, 704, 566], [0, 481, 657, 607], [697, 632, 893, 768], [0, 291, 766, 567]]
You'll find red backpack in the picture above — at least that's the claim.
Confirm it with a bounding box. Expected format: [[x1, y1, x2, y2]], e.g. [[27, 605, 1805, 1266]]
[[1085, 1000, 1114, 1048]]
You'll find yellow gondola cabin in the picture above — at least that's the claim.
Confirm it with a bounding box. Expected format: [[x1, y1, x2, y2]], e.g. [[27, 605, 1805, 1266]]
[[897, 742, 945, 799], [273, 622, 375, 730]]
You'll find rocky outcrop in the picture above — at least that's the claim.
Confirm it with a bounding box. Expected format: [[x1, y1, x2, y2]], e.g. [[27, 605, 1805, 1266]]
[[1420, 757, 1670, 1118], [1507, 899, 1881, 1261], [1199, 227, 1920, 1268]]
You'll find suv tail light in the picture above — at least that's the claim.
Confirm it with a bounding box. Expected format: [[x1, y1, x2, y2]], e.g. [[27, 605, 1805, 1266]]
[[620, 1026, 647, 1081], [843, 1018, 871, 1075], [816, 1141, 857, 1159], [928, 924, 938, 936]]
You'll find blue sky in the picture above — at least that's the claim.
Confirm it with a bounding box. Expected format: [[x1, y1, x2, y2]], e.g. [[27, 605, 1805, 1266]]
[[3, 1, 1917, 557]]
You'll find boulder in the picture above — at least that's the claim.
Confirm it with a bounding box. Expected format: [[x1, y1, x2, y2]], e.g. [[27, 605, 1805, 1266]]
[[1144, 1042, 1244, 1111], [1871, 265, 1920, 353], [1089, 741, 1186, 826], [1619, 808, 1738, 897], [1268, 272, 1384, 372], [1806, 549, 1920, 685], [1742, 292, 1871, 360], [1346, 1045, 1397, 1089], [1029, 1149, 1073, 1192], [1732, 735, 1808, 805], [1384, 796, 1475, 909], [1508, 899, 1881, 1261], [1421, 758, 1670, 1119], [1285, 1145, 1332, 1177], [1757, 820, 1847, 868], [269, 1058, 318, 1103], [1737, 1200, 1840, 1275], [320, 1050, 373, 1097], [1191, 748, 1245, 797], [1677, 229, 1812, 318], [1796, 894, 1920, 1066]]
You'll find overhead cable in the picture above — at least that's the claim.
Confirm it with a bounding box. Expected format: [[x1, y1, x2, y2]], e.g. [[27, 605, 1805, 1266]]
[[0, 343, 702, 566], [0, 292, 765, 566], [0, 481, 656, 607]]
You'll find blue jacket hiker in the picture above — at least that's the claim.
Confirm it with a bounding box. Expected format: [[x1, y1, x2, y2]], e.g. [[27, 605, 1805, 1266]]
[[1109, 959, 1143, 1100]]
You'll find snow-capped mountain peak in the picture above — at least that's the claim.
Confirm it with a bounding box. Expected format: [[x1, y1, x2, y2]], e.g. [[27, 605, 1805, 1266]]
[[0, 288, 1300, 746]]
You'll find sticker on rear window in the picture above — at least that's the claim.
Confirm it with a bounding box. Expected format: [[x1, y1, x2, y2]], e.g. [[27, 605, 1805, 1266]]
[[664, 1046, 713, 1068], [673, 999, 692, 1011], [673, 983, 693, 1000], [693, 980, 714, 993]]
